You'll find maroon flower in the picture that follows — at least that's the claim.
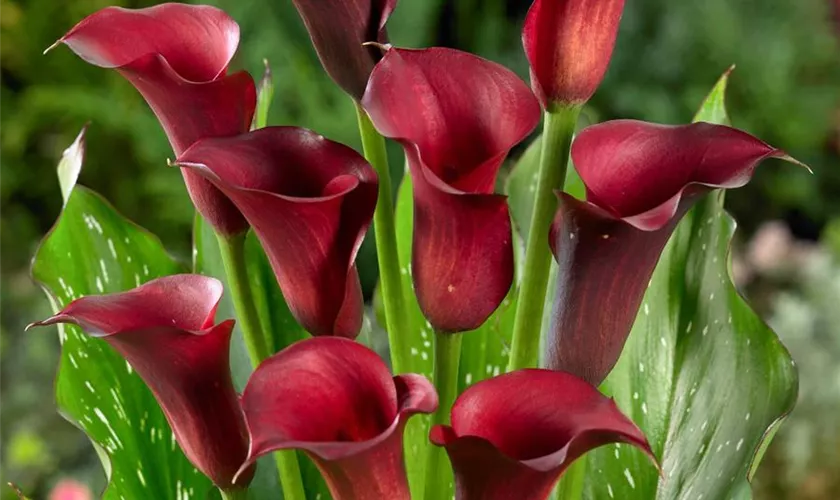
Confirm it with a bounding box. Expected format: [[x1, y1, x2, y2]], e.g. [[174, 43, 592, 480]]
[[430, 369, 656, 500], [548, 120, 805, 385], [28, 275, 254, 489], [176, 127, 377, 338], [362, 47, 541, 332], [523, 0, 625, 109], [238, 337, 437, 500], [54, 4, 256, 235], [292, 0, 396, 100]]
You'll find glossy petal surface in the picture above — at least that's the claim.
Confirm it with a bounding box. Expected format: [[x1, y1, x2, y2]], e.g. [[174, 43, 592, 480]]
[[523, 0, 624, 108], [362, 47, 540, 332], [30, 275, 252, 489], [57, 4, 255, 235], [573, 120, 788, 231], [240, 337, 437, 500], [430, 369, 655, 500], [548, 119, 797, 385], [292, 0, 396, 99], [178, 127, 378, 338]]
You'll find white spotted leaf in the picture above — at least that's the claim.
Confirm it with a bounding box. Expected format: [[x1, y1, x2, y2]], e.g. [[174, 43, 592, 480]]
[[31, 129, 212, 499], [581, 69, 798, 499]]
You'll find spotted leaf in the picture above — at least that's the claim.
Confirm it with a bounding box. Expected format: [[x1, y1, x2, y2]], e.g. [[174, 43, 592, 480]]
[[581, 69, 798, 499], [31, 128, 211, 499]]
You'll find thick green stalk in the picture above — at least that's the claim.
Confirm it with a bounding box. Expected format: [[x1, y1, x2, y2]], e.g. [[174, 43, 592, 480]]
[[507, 107, 580, 372], [216, 232, 307, 500], [424, 332, 463, 500], [216, 233, 272, 362], [219, 487, 249, 500], [555, 458, 587, 500], [354, 103, 411, 374]]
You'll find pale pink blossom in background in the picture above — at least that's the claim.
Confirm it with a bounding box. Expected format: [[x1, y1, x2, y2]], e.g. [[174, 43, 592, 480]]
[[48, 479, 92, 500]]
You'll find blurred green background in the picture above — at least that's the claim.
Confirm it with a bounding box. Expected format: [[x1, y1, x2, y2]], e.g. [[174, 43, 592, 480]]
[[2, 0, 839, 498]]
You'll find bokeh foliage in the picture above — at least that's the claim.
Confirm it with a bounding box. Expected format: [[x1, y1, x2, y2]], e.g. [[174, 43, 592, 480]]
[[2, 0, 838, 498]]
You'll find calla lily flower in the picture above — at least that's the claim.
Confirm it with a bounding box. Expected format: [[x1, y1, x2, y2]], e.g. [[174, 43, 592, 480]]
[[523, 0, 625, 109], [548, 120, 805, 385], [28, 275, 254, 489], [176, 127, 378, 338], [238, 337, 437, 500], [362, 47, 541, 332], [430, 369, 656, 500], [54, 4, 256, 235], [292, 0, 396, 100]]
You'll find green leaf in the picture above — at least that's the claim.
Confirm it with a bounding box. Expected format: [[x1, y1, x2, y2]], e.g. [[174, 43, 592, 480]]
[[31, 129, 212, 499], [581, 69, 798, 499], [456, 287, 516, 395], [193, 217, 326, 500], [251, 59, 274, 131]]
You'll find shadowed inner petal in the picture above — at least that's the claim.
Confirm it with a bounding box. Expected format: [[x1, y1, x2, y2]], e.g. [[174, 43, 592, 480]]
[[243, 338, 399, 447], [454, 401, 577, 460], [449, 370, 614, 461]]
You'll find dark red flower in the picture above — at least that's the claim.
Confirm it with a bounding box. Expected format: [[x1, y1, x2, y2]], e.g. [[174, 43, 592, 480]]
[[238, 337, 437, 500], [548, 120, 804, 385], [176, 126, 377, 338], [291, 0, 396, 100], [28, 275, 254, 489], [523, 0, 625, 109], [430, 369, 656, 500], [55, 4, 256, 235], [362, 47, 541, 332]]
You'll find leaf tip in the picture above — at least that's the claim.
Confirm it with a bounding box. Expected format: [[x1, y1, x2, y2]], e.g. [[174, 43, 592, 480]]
[[43, 39, 62, 55], [723, 63, 736, 78], [57, 125, 87, 205]]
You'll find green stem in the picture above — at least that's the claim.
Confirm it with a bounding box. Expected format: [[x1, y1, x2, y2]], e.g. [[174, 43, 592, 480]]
[[507, 107, 580, 372], [215, 232, 307, 500], [354, 103, 411, 374], [219, 487, 249, 500], [216, 232, 272, 361], [555, 457, 587, 500], [424, 332, 463, 500]]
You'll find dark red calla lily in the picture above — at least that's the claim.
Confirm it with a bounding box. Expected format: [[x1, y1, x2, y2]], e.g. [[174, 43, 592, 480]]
[[430, 369, 656, 500], [548, 120, 804, 385], [55, 4, 256, 235], [292, 0, 396, 100], [523, 0, 625, 109], [362, 47, 541, 332], [238, 337, 437, 500], [176, 126, 377, 338], [28, 275, 254, 489]]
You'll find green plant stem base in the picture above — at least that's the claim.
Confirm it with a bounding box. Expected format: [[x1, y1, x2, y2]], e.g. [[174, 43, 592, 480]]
[[507, 107, 580, 372], [424, 331, 463, 500], [215, 232, 307, 500]]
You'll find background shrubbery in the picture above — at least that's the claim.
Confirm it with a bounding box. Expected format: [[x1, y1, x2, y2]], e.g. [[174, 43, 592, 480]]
[[2, 0, 839, 498]]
